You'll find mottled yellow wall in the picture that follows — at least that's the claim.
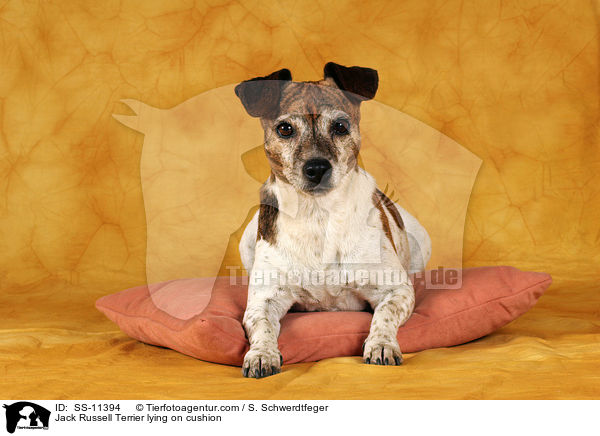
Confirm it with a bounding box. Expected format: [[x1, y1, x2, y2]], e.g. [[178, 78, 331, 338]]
[[1, 0, 599, 295]]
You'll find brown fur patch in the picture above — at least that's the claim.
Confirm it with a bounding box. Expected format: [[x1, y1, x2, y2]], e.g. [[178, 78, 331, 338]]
[[279, 82, 358, 162], [376, 189, 404, 231], [264, 148, 289, 183], [372, 191, 397, 254], [257, 183, 279, 244]]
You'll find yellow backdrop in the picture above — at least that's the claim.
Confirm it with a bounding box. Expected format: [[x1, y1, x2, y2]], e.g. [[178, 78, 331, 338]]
[[1, 0, 598, 399]]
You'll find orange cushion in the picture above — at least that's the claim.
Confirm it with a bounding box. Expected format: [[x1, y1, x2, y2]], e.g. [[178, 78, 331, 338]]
[[95, 266, 551, 366]]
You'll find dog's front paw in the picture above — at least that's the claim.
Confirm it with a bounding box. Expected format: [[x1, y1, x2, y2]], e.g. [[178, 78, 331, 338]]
[[242, 347, 283, 378], [363, 339, 403, 366]]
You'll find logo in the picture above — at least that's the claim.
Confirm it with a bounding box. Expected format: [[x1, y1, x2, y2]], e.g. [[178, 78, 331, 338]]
[[3, 402, 50, 434], [113, 90, 481, 295]]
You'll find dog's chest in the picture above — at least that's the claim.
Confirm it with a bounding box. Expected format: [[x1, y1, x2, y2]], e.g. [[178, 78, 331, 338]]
[[277, 199, 377, 267], [274, 197, 380, 310]]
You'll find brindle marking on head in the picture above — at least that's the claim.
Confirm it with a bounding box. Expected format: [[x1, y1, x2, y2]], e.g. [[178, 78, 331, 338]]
[[235, 63, 379, 194], [278, 82, 358, 162], [376, 189, 404, 231], [257, 182, 278, 244], [264, 147, 289, 183]]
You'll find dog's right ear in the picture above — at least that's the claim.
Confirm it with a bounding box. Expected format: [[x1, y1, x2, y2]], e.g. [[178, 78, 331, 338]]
[[323, 62, 378, 102], [235, 69, 292, 118]]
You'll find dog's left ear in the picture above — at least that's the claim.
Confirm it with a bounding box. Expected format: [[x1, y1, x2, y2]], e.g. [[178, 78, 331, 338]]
[[323, 62, 378, 102], [235, 68, 292, 118]]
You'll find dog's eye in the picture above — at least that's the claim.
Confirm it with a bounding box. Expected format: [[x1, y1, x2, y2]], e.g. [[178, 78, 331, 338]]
[[276, 122, 294, 138], [332, 119, 350, 135]]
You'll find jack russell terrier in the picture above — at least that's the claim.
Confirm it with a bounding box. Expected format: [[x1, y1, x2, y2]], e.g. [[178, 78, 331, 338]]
[[235, 62, 431, 378]]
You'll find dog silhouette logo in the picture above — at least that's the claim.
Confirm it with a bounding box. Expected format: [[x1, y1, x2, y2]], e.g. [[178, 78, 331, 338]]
[[3, 402, 50, 434], [113, 88, 480, 301]]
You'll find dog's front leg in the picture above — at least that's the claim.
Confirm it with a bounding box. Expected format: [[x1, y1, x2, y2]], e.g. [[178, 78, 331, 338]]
[[362, 284, 415, 365], [242, 284, 295, 378]]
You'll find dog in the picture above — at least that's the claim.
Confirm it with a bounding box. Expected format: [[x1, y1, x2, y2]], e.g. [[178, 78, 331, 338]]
[[235, 62, 431, 378]]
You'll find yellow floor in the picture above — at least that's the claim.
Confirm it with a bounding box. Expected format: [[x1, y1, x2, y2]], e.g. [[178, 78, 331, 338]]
[[1, 272, 598, 399]]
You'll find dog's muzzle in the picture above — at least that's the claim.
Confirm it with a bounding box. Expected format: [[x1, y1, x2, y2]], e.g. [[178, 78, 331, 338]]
[[302, 158, 332, 187]]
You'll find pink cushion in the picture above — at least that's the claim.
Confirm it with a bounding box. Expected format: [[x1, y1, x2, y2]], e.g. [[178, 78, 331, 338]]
[[95, 266, 552, 366]]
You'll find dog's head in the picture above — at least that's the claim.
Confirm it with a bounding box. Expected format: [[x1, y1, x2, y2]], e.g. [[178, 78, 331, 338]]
[[235, 62, 378, 195]]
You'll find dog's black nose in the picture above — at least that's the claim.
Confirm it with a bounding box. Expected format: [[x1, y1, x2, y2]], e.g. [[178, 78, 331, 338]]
[[303, 158, 332, 185]]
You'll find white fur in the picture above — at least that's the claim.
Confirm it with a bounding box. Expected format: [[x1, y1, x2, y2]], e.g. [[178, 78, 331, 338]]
[[240, 171, 431, 276], [240, 167, 432, 377]]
